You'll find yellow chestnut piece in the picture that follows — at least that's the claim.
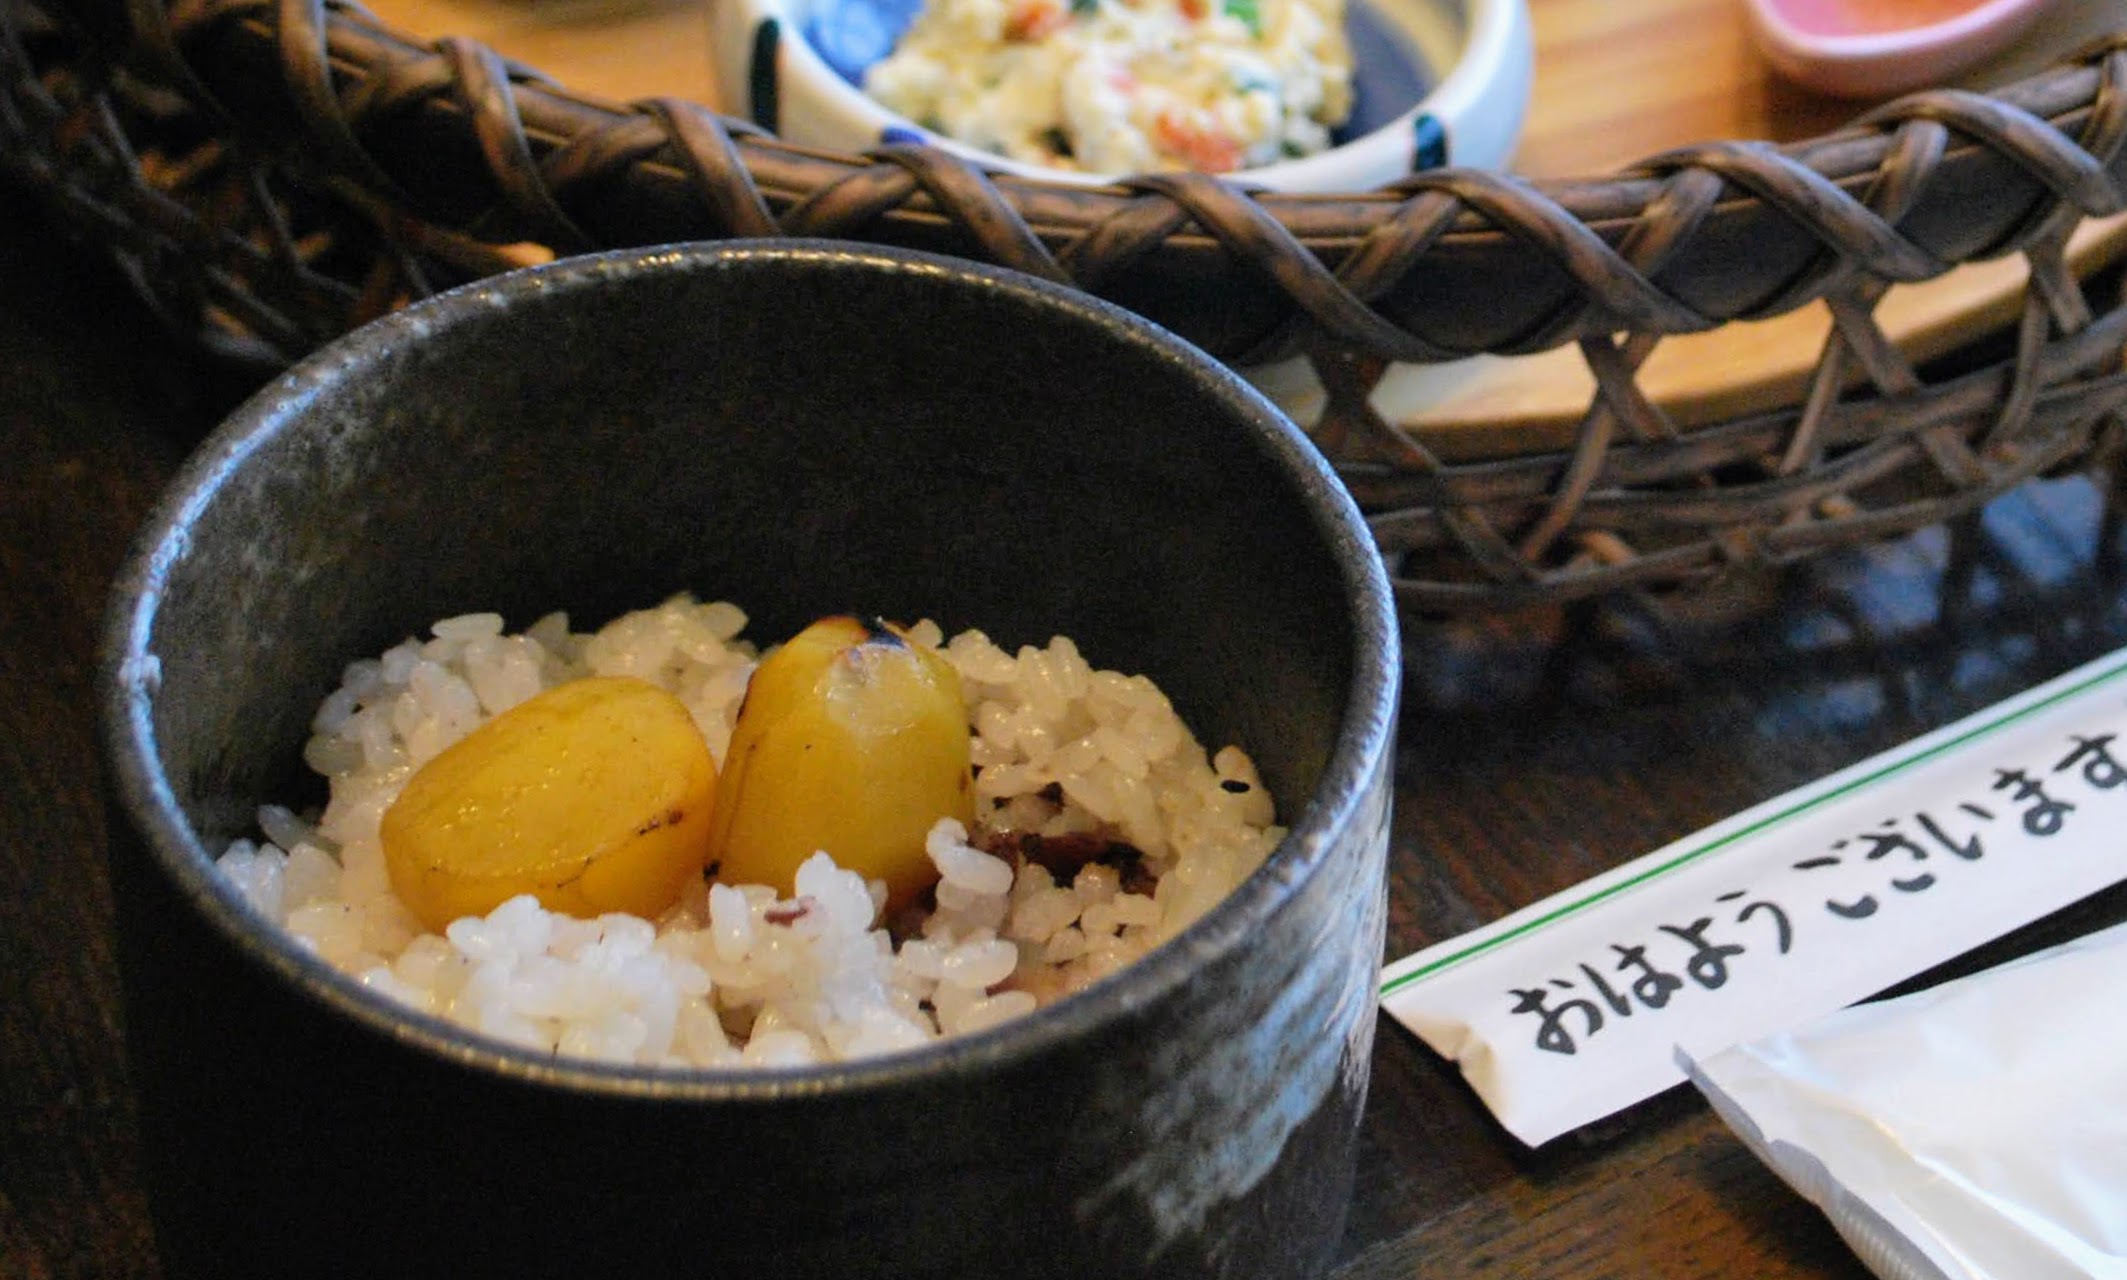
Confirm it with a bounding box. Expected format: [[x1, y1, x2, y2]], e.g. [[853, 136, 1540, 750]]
[[381, 676, 719, 932], [708, 616, 974, 910]]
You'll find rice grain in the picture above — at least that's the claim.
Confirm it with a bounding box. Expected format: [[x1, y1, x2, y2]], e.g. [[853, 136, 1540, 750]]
[[216, 596, 1283, 1068]]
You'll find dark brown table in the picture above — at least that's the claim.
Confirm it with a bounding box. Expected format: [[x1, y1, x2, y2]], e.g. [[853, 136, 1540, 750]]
[[6, 180, 2124, 1279]]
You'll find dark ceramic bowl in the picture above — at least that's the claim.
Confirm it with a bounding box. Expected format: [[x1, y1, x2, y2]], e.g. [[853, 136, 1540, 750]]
[[100, 241, 1399, 1280]]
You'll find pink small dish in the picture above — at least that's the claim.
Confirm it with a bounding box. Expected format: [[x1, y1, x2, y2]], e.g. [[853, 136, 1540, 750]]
[[1744, 0, 2054, 98]]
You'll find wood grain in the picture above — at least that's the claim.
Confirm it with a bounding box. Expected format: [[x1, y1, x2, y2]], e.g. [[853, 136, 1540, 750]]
[[0, 185, 239, 1280], [365, 0, 718, 106]]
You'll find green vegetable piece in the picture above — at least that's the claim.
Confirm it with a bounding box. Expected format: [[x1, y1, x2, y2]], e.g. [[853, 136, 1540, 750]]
[[1226, 0, 1262, 34]]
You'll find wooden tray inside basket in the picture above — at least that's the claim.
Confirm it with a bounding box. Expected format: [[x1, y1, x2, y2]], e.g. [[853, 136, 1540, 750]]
[[366, 0, 2127, 454]]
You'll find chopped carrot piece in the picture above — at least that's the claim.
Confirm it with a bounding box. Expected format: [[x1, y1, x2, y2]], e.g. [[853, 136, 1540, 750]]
[[1154, 109, 1243, 173], [1004, 0, 1067, 40]]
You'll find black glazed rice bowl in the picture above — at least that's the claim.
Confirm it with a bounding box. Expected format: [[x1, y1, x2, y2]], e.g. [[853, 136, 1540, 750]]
[[100, 241, 1399, 1279]]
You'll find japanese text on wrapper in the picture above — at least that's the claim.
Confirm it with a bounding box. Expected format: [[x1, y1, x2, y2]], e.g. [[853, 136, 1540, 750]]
[[1508, 728, 2126, 1057]]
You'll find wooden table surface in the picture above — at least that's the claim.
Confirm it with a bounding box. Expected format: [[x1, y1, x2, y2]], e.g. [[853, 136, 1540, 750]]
[[11, 4, 2127, 1277]]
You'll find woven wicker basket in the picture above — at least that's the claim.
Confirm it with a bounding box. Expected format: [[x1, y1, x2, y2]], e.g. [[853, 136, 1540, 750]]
[[7, 0, 2127, 613]]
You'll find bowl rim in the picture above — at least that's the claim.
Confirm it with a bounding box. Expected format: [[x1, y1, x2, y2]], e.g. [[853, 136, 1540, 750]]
[[1740, 0, 2048, 97], [728, 0, 1532, 189], [100, 238, 1401, 1102], [1743, 0, 2044, 59]]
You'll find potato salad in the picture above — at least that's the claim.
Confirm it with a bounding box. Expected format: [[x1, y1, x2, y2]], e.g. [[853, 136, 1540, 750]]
[[862, 0, 1355, 174]]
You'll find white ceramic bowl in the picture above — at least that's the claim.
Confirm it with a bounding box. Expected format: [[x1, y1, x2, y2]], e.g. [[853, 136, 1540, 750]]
[[709, 0, 1532, 189]]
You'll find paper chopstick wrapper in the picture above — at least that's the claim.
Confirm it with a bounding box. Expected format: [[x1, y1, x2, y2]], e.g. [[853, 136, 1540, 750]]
[[1380, 645, 2127, 1146]]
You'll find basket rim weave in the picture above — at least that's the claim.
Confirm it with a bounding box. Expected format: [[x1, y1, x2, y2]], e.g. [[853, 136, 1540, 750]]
[[90, 0, 2127, 366], [12, 0, 2127, 614]]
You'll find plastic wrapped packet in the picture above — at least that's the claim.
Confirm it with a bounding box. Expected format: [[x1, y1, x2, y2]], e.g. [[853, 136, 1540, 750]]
[[1682, 918, 2127, 1280]]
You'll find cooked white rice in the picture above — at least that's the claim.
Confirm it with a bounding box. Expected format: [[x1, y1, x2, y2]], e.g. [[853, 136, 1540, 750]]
[[217, 596, 1282, 1068]]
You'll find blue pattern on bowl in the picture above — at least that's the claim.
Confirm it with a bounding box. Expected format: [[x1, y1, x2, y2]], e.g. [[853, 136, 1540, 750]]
[[748, 18, 783, 131], [1411, 110, 1447, 169], [805, 0, 926, 84]]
